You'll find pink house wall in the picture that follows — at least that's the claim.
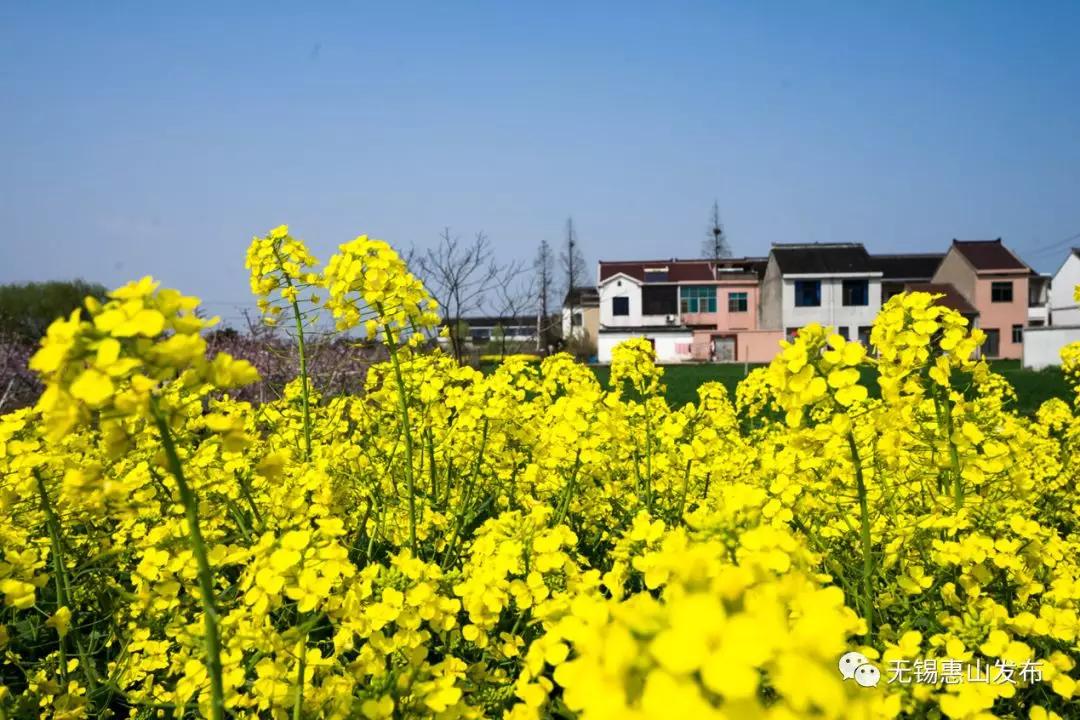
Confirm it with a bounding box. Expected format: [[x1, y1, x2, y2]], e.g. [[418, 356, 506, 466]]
[[973, 274, 1029, 360], [737, 330, 787, 363], [690, 330, 713, 360], [689, 328, 785, 363], [683, 282, 764, 361], [717, 283, 760, 331], [681, 283, 760, 330]]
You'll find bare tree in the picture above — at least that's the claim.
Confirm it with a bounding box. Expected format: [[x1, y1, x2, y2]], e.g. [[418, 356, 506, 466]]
[[702, 200, 732, 260], [493, 275, 537, 357], [560, 217, 587, 295], [534, 239, 556, 352], [414, 228, 523, 363], [559, 218, 587, 353]]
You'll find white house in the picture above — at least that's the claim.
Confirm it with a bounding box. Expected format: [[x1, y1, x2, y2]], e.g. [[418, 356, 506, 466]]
[[760, 243, 883, 343], [596, 328, 695, 364], [598, 271, 644, 328], [595, 260, 716, 363], [597, 261, 705, 329], [1050, 249, 1080, 326]]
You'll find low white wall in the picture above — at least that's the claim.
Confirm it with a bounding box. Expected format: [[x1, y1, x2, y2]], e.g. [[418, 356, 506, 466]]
[[1022, 326, 1080, 370], [1051, 306, 1080, 326], [597, 331, 693, 363]]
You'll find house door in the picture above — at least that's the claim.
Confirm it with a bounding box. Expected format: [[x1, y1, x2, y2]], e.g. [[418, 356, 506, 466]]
[[984, 329, 1000, 358], [712, 336, 735, 362]]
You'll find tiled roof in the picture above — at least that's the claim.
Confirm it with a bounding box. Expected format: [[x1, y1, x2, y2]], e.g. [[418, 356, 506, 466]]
[[872, 253, 944, 280], [903, 283, 979, 315], [597, 257, 765, 283], [746, 258, 769, 276], [564, 286, 599, 306], [715, 257, 769, 277], [770, 243, 876, 274], [598, 260, 715, 283], [952, 239, 1028, 271]]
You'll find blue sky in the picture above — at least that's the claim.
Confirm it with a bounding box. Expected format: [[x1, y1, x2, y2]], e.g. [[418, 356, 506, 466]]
[[2, 2, 1079, 324]]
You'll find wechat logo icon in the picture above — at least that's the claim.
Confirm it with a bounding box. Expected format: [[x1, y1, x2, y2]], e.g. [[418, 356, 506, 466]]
[[839, 651, 881, 688]]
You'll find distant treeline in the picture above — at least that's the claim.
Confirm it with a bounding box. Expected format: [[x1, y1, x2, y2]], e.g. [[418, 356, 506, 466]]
[[0, 280, 386, 412], [0, 280, 109, 341]]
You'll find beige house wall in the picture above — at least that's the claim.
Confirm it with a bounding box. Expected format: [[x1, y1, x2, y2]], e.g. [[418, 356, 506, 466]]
[[759, 257, 783, 330], [931, 249, 977, 302], [583, 305, 599, 348]]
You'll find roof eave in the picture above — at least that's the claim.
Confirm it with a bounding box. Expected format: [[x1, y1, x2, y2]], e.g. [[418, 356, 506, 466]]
[[782, 272, 884, 279]]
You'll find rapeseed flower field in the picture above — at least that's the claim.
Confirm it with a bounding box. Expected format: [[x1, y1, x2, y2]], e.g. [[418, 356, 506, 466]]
[[1, 226, 1077, 719]]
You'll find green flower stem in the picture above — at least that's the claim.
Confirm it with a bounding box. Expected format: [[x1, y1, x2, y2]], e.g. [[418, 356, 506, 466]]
[[848, 430, 875, 642], [930, 390, 947, 495], [791, 514, 858, 602], [236, 471, 265, 532], [289, 295, 313, 461], [939, 387, 964, 509], [382, 320, 419, 555], [554, 451, 583, 526], [151, 403, 225, 720], [643, 401, 654, 513], [425, 428, 438, 502], [441, 419, 488, 568], [33, 468, 98, 695], [675, 459, 692, 522], [293, 632, 307, 720], [34, 469, 69, 684], [272, 244, 313, 461]]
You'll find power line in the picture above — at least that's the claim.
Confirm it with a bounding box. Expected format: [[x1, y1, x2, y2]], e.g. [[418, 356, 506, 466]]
[[1023, 230, 1080, 258]]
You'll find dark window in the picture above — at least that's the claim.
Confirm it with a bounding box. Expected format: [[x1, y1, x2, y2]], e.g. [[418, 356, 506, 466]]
[[470, 328, 491, 342], [728, 292, 748, 313], [1012, 324, 1023, 343], [1031, 319, 1045, 327], [842, 279, 869, 306], [837, 326, 849, 340], [642, 285, 678, 316], [794, 280, 821, 307], [991, 281, 1013, 303], [857, 326, 872, 345], [572, 312, 583, 327], [680, 286, 717, 313], [644, 270, 668, 282], [984, 328, 1000, 357], [612, 296, 630, 316]]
